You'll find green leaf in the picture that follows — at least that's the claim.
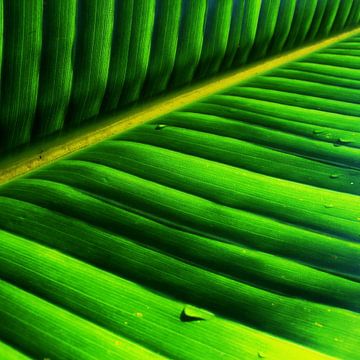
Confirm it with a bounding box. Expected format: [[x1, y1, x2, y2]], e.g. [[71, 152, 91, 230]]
[[34, 0, 76, 137], [66, 0, 115, 125], [0, 1, 42, 150], [0, 2, 360, 359]]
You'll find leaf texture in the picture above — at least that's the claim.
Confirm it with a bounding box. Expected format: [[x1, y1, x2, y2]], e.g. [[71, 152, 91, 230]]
[[0, 33, 359, 359], [0, 1, 42, 151], [0, 0, 359, 153], [33, 0, 76, 137]]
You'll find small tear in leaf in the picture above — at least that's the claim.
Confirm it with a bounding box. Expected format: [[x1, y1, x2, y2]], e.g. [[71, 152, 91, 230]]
[[155, 124, 167, 130], [180, 305, 214, 322]]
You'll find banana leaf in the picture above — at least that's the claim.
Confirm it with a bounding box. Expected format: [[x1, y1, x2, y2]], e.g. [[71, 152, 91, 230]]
[[0, 1, 360, 359]]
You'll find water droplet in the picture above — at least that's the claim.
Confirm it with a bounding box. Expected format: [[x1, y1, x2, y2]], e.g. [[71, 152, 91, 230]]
[[180, 305, 214, 322], [334, 138, 353, 147], [315, 322, 324, 328], [329, 174, 339, 179], [258, 352, 266, 358], [155, 124, 166, 130], [350, 182, 354, 185], [313, 129, 324, 134], [339, 138, 352, 144], [324, 204, 334, 208]]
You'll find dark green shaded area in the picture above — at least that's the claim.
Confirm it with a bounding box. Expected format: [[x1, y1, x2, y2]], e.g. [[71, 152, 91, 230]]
[[0, 1, 42, 151], [1, 0, 360, 153], [142, 0, 182, 98], [65, 0, 114, 126], [33, 0, 76, 138]]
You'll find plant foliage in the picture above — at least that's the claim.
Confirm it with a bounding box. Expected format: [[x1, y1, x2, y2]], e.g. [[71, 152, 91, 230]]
[[0, 1, 360, 359]]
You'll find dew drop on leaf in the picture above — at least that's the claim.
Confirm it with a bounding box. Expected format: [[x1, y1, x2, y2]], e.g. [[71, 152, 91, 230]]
[[180, 305, 214, 322], [313, 129, 324, 134], [155, 124, 167, 130]]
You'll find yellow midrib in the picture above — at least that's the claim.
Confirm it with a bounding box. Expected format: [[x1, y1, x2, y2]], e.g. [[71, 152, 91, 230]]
[[1, 26, 359, 184]]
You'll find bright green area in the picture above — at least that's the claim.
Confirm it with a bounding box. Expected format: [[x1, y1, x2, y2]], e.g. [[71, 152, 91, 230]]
[[0, 229, 335, 360], [0, 341, 29, 360], [0, 276, 163, 360]]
